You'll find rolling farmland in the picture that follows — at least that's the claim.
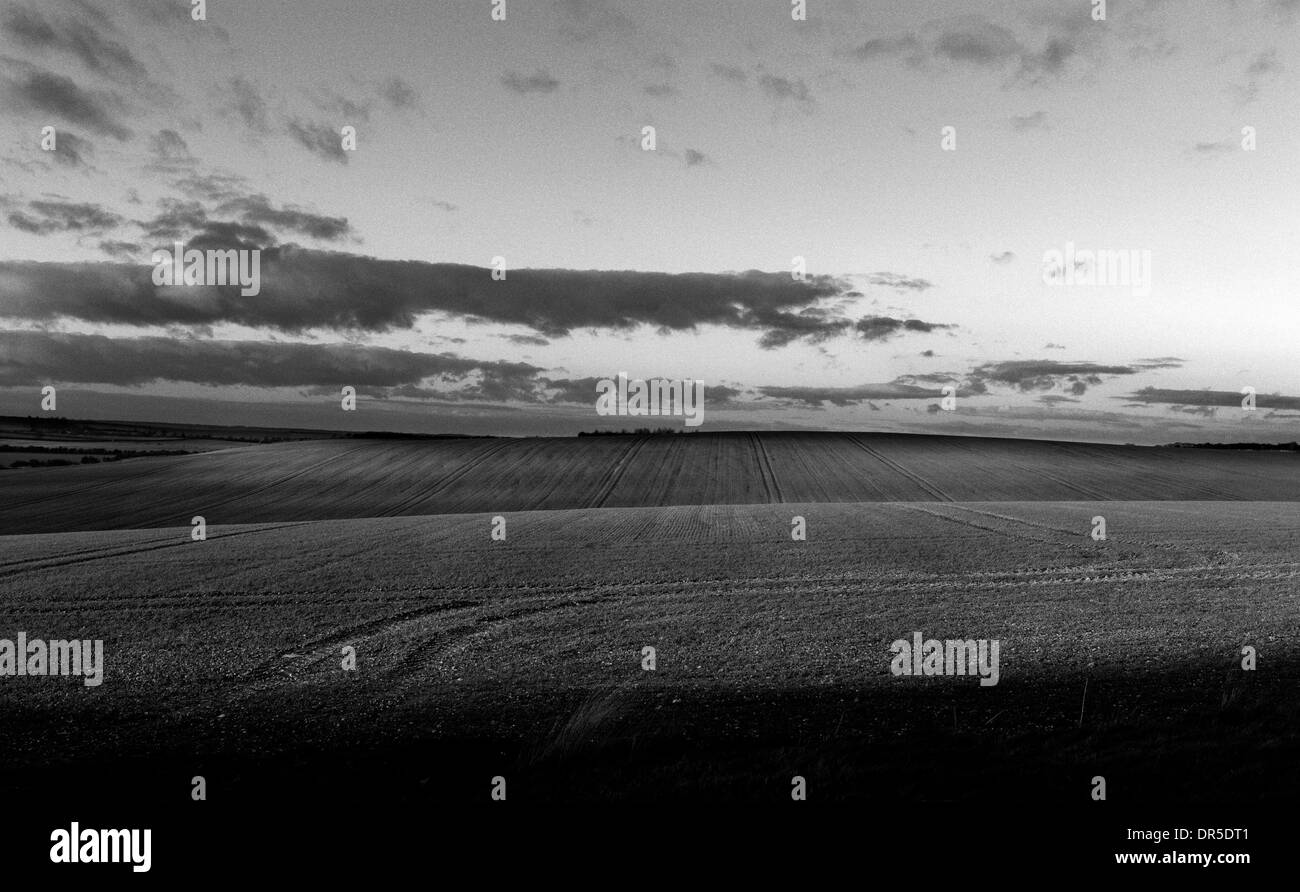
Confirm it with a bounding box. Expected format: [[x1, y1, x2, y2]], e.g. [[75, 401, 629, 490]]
[[2, 431, 1297, 534], [2, 496, 1298, 804]]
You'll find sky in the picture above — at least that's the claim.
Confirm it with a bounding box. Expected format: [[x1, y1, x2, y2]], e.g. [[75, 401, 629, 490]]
[[0, 0, 1298, 443]]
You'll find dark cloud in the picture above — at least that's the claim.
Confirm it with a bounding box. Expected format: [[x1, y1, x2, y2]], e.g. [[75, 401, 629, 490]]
[[855, 316, 954, 341], [499, 334, 550, 347], [1, 65, 131, 139], [970, 360, 1122, 391], [643, 83, 676, 98], [183, 220, 275, 251], [894, 373, 961, 386], [968, 359, 1180, 393], [683, 148, 709, 166], [757, 310, 852, 349], [502, 70, 560, 94], [2, 4, 148, 83], [0, 330, 545, 392], [757, 382, 945, 407], [214, 194, 351, 241], [0, 252, 853, 345], [540, 375, 602, 405], [134, 196, 328, 250], [1125, 387, 1300, 411], [7, 199, 122, 234], [989, 250, 1016, 263], [286, 119, 348, 163], [129, 190, 348, 251]]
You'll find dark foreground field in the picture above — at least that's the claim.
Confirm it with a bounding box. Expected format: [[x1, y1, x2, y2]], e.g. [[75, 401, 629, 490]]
[[2, 493, 1297, 804]]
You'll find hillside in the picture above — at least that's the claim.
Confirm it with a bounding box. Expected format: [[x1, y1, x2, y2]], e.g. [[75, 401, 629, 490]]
[[1, 431, 1297, 534], [2, 501, 1297, 803]]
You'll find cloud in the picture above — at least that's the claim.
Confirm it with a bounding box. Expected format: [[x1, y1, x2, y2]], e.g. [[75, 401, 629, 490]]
[[0, 330, 546, 393], [147, 128, 193, 166], [863, 272, 933, 291], [989, 251, 1016, 264], [846, 34, 924, 63], [6, 199, 123, 234], [380, 76, 418, 110], [757, 382, 945, 407], [222, 77, 271, 134], [1124, 387, 1300, 411], [2, 4, 148, 83], [502, 69, 560, 94], [757, 73, 815, 109], [135, 194, 350, 247], [968, 359, 1181, 393], [286, 119, 348, 163], [1009, 111, 1047, 131], [1, 65, 132, 139], [843, 14, 1084, 86], [214, 194, 351, 241], [98, 239, 141, 260], [48, 129, 92, 167], [855, 316, 954, 341], [710, 63, 748, 83], [934, 19, 1023, 66], [0, 252, 855, 344]]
